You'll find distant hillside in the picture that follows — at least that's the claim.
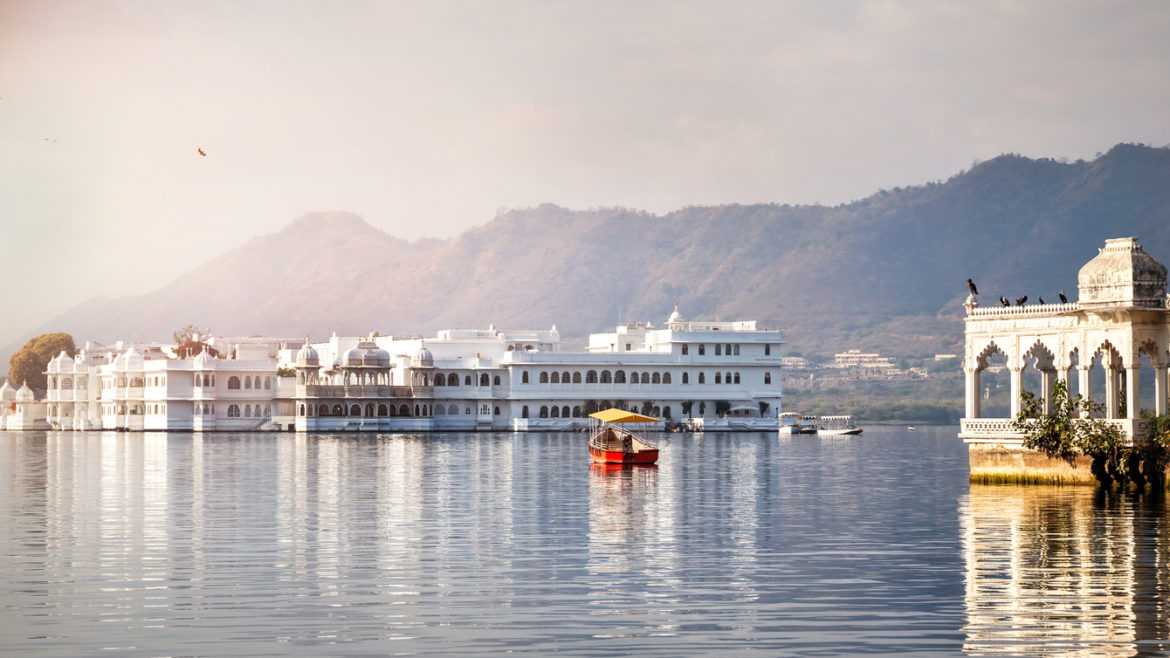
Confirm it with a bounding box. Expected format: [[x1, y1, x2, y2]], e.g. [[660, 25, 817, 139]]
[[9, 143, 1170, 361]]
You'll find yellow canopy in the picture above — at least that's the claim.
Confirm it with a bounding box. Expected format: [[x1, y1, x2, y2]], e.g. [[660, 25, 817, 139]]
[[589, 408, 659, 424]]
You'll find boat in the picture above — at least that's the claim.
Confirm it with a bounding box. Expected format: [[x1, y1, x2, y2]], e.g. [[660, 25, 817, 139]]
[[798, 415, 819, 434], [778, 412, 802, 435], [588, 409, 660, 465], [818, 415, 863, 436], [907, 426, 916, 431]]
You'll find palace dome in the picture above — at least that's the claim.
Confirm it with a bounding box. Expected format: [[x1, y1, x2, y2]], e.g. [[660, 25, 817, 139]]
[[15, 383, 34, 402], [193, 349, 216, 369], [296, 343, 319, 367], [1078, 237, 1168, 308], [121, 347, 143, 369], [0, 381, 16, 401], [668, 303, 685, 324], [343, 347, 366, 367], [413, 346, 434, 367], [363, 347, 391, 367], [53, 351, 75, 373]]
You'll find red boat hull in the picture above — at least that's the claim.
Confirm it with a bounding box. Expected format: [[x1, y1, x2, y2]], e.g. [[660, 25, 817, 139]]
[[589, 444, 659, 465]]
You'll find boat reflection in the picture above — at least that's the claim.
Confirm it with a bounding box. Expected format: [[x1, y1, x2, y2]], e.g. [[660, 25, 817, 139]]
[[961, 485, 1170, 656]]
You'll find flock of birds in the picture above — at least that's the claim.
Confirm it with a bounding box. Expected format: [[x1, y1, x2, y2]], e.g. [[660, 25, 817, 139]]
[[966, 279, 1068, 306]]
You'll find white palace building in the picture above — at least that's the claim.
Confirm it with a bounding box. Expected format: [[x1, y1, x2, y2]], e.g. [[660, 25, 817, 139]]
[[2, 306, 785, 432], [960, 237, 1170, 482]]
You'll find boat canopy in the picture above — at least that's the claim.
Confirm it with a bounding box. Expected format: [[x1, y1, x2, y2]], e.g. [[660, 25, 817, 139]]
[[589, 409, 659, 424]]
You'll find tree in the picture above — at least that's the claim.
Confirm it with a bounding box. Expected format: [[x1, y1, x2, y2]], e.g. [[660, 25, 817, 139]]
[[172, 324, 219, 359], [1012, 379, 1167, 486], [8, 332, 75, 391]]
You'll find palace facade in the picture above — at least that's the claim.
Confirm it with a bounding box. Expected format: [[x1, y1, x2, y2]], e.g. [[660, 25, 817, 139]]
[[4, 306, 785, 432]]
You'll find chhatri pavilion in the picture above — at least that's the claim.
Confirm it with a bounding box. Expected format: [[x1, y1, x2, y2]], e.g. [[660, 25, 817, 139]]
[[960, 237, 1170, 482]]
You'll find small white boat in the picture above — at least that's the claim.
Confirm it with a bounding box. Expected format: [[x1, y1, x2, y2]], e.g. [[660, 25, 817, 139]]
[[819, 415, 863, 436], [799, 415, 819, 434], [778, 412, 801, 435], [907, 426, 916, 431]]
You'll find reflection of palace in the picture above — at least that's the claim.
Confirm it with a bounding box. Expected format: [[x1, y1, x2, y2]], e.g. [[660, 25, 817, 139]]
[[961, 486, 1170, 656], [5, 305, 784, 432], [959, 237, 1170, 481]]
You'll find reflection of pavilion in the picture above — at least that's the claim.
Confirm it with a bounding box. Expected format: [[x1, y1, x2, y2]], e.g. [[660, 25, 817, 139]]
[[961, 486, 1170, 656], [960, 238, 1169, 482]]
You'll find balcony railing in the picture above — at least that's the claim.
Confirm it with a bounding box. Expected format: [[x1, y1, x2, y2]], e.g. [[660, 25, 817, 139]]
[[959, 417, 1150, 444], [299, 384, 417, 398]]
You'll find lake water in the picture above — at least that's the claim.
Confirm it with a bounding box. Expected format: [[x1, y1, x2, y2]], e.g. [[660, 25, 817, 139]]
[[2, 426, 1168, 656]]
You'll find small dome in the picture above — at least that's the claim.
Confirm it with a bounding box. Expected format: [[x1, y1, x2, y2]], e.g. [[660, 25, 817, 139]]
[[56, 351, 75, 371], [413, 346, 434, 367], [296, 343, 319, 367], [363, 347, 391, 367], [1078, 237, 1168, 308], [343, 347, 366, 367], [121, 347, 143, 369], [0, 381, 16, 401], [15, 383, 35, 402], [668, 302, 685, 324], [193, 349, 216, 369]]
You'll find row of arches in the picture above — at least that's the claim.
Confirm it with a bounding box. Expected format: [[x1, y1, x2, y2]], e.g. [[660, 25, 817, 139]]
[[682, 343, 744, 356], [298, 402, 432, 418], [224, 375, 273, 390], [225, 404, 271, 418], [434, 373, 499, 387], [435, 404, 501, 416]]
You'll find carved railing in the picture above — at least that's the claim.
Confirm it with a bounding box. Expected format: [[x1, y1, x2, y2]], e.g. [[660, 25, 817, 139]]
[[298, 384, 417, 399], [960, 417, 1150, 444], [968, 302, 1079, 318]]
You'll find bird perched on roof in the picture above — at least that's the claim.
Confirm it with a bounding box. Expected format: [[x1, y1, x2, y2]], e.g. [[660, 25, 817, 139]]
[[198, 148, 206, 156], [1015, 295, 1028, 306], [967, 278, 979, 295], [999, 296, 1010, 307], [1059, 290, 1068, 304], [1039, 296, 1046, 304]]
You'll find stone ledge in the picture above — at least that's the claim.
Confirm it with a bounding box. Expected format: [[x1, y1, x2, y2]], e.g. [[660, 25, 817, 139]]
[[968, 443, 1097, 485]]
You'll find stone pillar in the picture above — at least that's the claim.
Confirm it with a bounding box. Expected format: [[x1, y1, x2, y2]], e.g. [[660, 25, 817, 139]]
[[1009, 365, 1024, 418], [1155, 365, 1168, 416], [965, 368, 981, 419], [1078, 365, 1092, 415], [1126, 365, 1141, 419], [1105, 367, 1120, 419], [1040, 368, 1056, 415]]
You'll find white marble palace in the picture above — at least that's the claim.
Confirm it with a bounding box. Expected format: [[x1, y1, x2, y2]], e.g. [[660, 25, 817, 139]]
[[960, 237, 1170, 481], [2, 306, 784, 432]]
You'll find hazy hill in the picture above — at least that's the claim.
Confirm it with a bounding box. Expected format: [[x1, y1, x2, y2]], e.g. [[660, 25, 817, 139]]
[[9, 143, 1170, 361]]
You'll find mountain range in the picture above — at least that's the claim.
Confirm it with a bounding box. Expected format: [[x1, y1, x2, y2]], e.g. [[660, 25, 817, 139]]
[[8, 143, 1170, 363]]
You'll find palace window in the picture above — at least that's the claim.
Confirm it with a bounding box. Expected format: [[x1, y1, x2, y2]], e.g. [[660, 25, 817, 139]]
[[481, 373, 490, 386], [716, 344, 722, 356], [494, 375, 501, 385], [726, 372, 732, 384], [587, 370, 598, 383], [734, 373, 741, 384], [540, 372, 550, 384], [698, 373, 706, 384], [765, 372, 772, 384], [663, 372, 672, 384], [228, 376, 240, 390], [522, 406, 529, 418], [228, 404, 240, 418], [715, 373, 722, 384], [682, 372, 689, 384], [682, 344, 689, 355], [572, 372, 581, 384], [464, 375, 472, 386], [522, 371, 530, 384], [615, 370, 626, 384], [601, 370, 612, 384], [698, 345, 706, 355]]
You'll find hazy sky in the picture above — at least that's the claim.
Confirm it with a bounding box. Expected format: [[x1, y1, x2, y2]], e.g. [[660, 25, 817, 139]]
[[2, 0, 1169, 346]]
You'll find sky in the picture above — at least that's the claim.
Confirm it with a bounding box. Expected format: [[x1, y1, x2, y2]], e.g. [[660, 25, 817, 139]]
[[2, 0, 1169, 348]]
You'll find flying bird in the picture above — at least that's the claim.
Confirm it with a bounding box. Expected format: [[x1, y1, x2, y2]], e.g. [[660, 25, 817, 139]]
[[198, 148, 206, 156], [966, 278, 979, 295], [1059, 290, 1068, 304], [1039, 296, 1046, 305], [1015, 295, 1028, 306], [999, 296, 1010, 307]]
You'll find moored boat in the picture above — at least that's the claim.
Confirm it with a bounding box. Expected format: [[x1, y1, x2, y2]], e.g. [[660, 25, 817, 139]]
[[798, 415, 819, 434], [588, 409, 660, 465], [778, 412, 801, 435], [818, 415, 863, 436]]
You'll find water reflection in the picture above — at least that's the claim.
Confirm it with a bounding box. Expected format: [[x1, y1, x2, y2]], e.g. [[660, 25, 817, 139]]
[[961, 485, 1170, 656]]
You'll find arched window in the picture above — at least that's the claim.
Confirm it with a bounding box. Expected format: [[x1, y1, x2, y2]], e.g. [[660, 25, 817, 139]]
[[663, 405, 672, 419], [586, 370, 598, 383], [493, 375, 501, 386], [698, 345, 706, 355], [663, 372, 672, 384], [228, 404, 240, 418], [540, 372, 549, 384], [435, 374, 445, 386], [615, 370, 626, 384], [652, 372, 661, 384], [399, 404, 410, 416], [630, 372, 639, 384], [551, 406, 560, 418], [228, 376, 240, 390], [681, 372, 688, 384], [572, 406, 581, 418], [522, 371, 530, 384], [765, 372, 772, 384], [319, 404, 330, 416], [716, 344, 722, 356], [573, 372, 582, 384], [641, 372, 650, 384], [698, 372, 706, 384], [726, 372, 733, 384], [733, 345, 740, 355], [522, 405, 529, 418], [652, 406, 660, 416], [299, 404, 306, 416], [540, 405, 549, 418], [480, 373, 489, 387], [415, 404, 421, 416], [244, 405, 252, 417], [435, 405, 446, 416], [450, 373, 460, 387], [562, 405, 570, 418], [464, 376, 471, 386], [378, 404, 388, 416], [715, 373, 722, 384], [265, 376, 272, 389], [726, 344, 733, 355], [245, 376, 252, 389], [765, 344, 772, 355], [734, 373, 741, 384], [682, 344, 689, 355], [549, 372, 558, 384], [448, 404, 459, 415], [494, 406, 500, 415], [366, 403, 374, 417], [562, 371, 570, 384], [333, 404, 344, 416]]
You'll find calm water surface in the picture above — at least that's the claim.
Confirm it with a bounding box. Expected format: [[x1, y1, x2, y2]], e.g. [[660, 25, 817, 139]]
[[2, 426, 1168, 656]]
